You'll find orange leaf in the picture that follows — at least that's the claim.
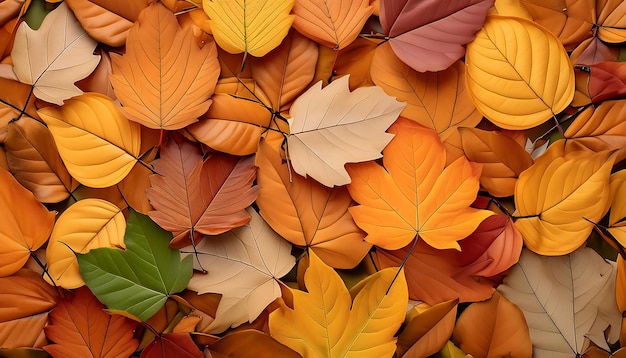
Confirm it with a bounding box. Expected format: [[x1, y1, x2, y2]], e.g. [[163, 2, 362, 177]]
[[452, 292, 532, 357], [333, 37, 379, 90], [255, 139, 370, 269], [0, 269, 58, 323], [521, 0, 593, 50], [0, 76, 39, 142], [374, 214, 522, 304], [110, 2, 220, 130], [371, 43, 482, 140], [397, 299, 458, 358], [347, 118, 492, 251], [0, 168, 55, 276], [146, 135, 258, 248], [0, 312, 48, 349], [209, 330, 300, 358], [44, 287, 139, 358], [141, 333, 202, 358], [291, 0, 373, 50], [459, 127, 533, 197], [65, 0, 134, 47], [5, 117, 78, 203]]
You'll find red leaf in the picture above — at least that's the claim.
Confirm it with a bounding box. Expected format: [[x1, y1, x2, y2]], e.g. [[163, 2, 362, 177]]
[[587, 61, 626, 103], [141, 333, 202, 358], [380, 0, 493, 72]]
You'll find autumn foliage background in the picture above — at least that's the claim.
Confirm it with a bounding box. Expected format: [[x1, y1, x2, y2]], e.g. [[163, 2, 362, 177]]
[[2, 0, 626, 357]]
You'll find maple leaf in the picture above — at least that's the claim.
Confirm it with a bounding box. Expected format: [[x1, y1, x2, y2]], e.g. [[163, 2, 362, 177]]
[[44, 286, 139, 358], [347, 118, 493, 250], [110, 2, 220, 130], [287, 75, 405, 187], [146, 135, 258, 248], [11, 2, 100, 105], [183, 207, 295, 333], [269, 251, 408, 357]]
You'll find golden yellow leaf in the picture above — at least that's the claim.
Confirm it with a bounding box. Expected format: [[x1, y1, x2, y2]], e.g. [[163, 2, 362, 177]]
[[514, 149, 615, 255], [45, 198, 125, 289], [347, 118, 493, 251], [465, 15, 574, 130], [37, 93, 141, 188], [608, 170, 626, 247], [291, 0, 373, 50], [203, 0, 295, 57], [269, 251, 408, 357]]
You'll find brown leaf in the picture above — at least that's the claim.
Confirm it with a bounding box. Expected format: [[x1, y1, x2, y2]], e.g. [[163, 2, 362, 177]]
[[141, 333, 202, 358], [110, 2, 220, 130], [5, 117, 78, 203], [570, 37, 620, 66], [209, 330, 300, 358]]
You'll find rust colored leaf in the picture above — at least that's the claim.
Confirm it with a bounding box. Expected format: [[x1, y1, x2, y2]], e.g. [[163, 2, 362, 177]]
[[587, 61, 626, 103], [570, 37, 620, 66], [44, 287, 139, 358], [0, 269, 58, 323], [5, 117, 78, 203], [110, 2, 220, 130], [371, 43, 482, 140], [373, 215, 522, 304], [0, 312, 48, 349], [141, 333, 202, 358], [146, 135, 258, 248], [0, 76, 39, 142], [209, 330, 300, 358]]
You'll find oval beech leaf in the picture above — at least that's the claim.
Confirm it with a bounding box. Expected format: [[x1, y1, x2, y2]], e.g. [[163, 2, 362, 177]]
[[497, 248, 622, 356], [397, 299, 458, 358], [291, 0, 372, 50], [0, 168, 55, 277], [380, 0, 493, 72], [459, 127, 533, 197], [203, 0, 295, 57], [452, 291, 532, 357], [43, 287, 139, 358], [371, 43, 482, 139], [11, 2, 100, 105], [255, 139, 371, 269], [347, 118, 492, 251], [110, 2, 220, 130], [269, 251, 408, 358], [514, 149, 615, 256], [465, 15, 574, 130], [182, 208, 295, 334], [77, 210, 193, 321], [288, 75, 405, 187], [45, 198, 126, 289], [37, 93, 141, 188], [65, 0, 133, 47], [5, 117, 78, 203]]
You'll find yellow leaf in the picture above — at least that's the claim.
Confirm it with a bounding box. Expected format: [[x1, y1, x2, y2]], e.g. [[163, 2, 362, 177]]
[[514, 149, 615, 255], [465, 15, 574, 130], [347, 118, 493, 251], [37, 93, 141, 188], [269, 251, 408, 357], [608, 170, 626, 247], [45, 198, 126, 289], [203, 0, 295, 57], [436, 341, 473, 358]]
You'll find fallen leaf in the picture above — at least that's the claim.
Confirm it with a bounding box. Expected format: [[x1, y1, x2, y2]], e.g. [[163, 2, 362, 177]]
[[110, 2, 220, 130], [570, 37, 620, 66], [435, 341, 472, 358], [203, 0, 294, 57], [146, 135, 258, 248], [347, 118, 492, 250], [78, 210, 193, 321], [37, 93, 141, 188], [332, 37, 379, 89], [0, 167, 55, 277], [514, 149, 615, 255], [182, 207, 295, 333], [0, 76, 39, 142], [587, 61, 626, 103], [291, 0, 373, 50], [498, 248, 622, 356], [64, 0, 133, 47], [45, 198, 126, 289], [0, 268, 58, 323], [608, 170, 626, 247], [141, 333, 202, 358], [0, 313, 48, 349], [288, 75, 405, 187], [255, 139, 370, 268], [452, 291, 532, 357], [269, 251, 408, 357], [373, 214, 522, 304], [380, 0, 493, 72], [43, 287, 139, 358], [11, 2, 100, 105], [208, 330, 300, 358], [5, 116, 78, 203], [465, 15, 574, 130]]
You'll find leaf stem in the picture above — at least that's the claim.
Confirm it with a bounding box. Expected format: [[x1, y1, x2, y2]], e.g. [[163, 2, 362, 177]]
[[386, 235, 418, 295]]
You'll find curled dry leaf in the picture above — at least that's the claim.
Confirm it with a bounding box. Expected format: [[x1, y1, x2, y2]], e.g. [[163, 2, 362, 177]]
[[11, 2, 100, 105], [291, 0, 373, 50], [110, 2, 220, 130], [37, 93, 141, 188], [465, 15, 574, 130], [380, 0, 493, 72], [255, 139, 370, 269], [287, 75, 405, 187]]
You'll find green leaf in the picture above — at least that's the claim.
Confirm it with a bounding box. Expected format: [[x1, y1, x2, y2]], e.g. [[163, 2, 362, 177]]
[[77, 210, 193, 321]]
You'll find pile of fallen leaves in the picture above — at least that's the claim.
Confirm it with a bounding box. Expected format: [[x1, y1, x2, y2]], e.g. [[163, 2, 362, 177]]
[[2, 0, 626, 357]]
